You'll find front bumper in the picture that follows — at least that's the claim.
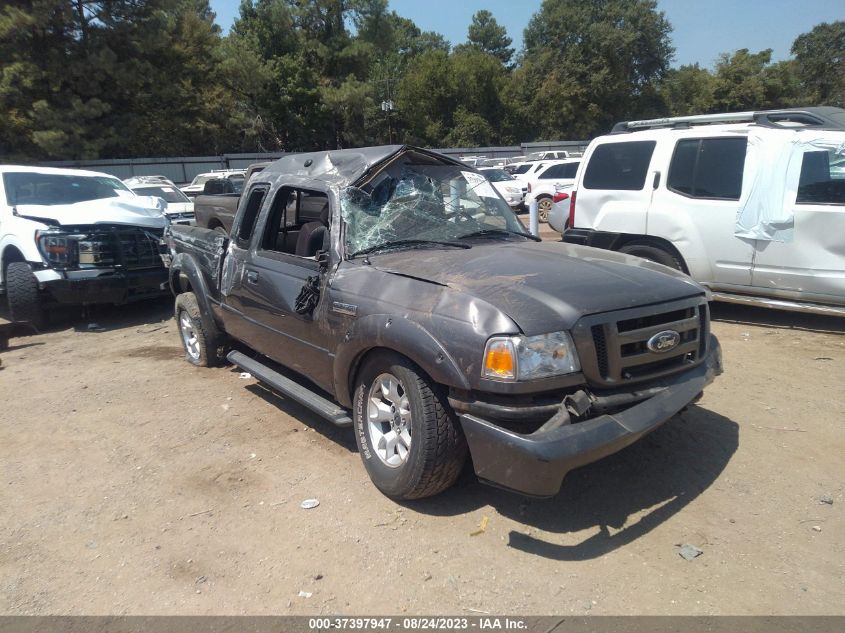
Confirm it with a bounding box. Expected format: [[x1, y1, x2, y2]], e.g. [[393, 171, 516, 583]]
[[460, 335, 723, 497], [41, 268, 169, 305]]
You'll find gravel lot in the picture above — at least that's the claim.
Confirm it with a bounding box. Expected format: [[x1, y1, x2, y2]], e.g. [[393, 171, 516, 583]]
[[1, 290, 843, 615]]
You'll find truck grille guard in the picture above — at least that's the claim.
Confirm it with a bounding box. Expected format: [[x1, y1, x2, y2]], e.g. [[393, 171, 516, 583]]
[[571, 296, 709, 387], [76, 226, 166, 271]]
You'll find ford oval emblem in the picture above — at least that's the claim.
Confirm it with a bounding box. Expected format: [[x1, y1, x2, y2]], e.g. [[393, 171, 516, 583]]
[[647, 330, 681, 353]]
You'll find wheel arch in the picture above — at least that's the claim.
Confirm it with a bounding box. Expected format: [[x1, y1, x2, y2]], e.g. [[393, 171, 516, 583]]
[[168, 253, 222, 341], [334, 316, 472, 409], [614, 234, 690, 275], [2, 244, 26, 269]]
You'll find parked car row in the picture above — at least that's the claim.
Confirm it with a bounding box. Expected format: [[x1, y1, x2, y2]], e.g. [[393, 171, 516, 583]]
[[123, 175, 195, 225]]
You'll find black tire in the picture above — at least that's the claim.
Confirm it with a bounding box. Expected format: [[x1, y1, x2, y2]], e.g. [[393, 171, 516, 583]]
[[6, 262, 46, 330], [618, 242, 685, 272], [353, 351, 467, 500], [536, 196, 552, 223], [174, 292, 224, 367]]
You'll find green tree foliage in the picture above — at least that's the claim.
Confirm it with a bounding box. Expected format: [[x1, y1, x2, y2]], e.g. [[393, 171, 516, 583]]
[[457, 10, 514, 67], [658, 64, 716, 115], [0, 0, 238, 160], [791, 21, 845, 106], [397, 46, 509, 147], [0, 1, 841, 162], [520, 0, 674, 138], [711, 49, 801, 111]]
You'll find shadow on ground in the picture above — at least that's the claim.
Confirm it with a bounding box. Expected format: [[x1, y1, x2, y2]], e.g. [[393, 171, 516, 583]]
[[244, 381, 358, 452], [406, 406, 739, 561], [0, 296, 174, 334], [710, 302, 845, 334]]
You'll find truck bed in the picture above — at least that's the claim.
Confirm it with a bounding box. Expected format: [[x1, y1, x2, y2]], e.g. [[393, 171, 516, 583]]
[[193, 193, 239, 232]]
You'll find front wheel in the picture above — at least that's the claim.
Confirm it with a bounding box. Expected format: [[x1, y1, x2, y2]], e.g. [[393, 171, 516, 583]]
[[353, 351, 467, 499], [6, 262, 46, 329]]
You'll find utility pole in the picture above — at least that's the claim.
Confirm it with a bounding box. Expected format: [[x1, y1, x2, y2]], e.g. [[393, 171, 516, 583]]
[[375, 64, 397, 144]]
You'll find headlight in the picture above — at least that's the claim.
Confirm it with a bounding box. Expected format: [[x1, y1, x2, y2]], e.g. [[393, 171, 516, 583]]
[[36, 231, 79, 268], [482, 332, 580, 381], [504, 186, 520, 194]]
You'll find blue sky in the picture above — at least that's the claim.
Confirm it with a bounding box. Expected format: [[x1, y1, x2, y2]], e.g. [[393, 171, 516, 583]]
[[209, 0, 844, 68]]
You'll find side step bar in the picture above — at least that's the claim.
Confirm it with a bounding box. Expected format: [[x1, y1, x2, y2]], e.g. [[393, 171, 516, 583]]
[[227, 350, 353, 427], [711, 292, 845, 317]]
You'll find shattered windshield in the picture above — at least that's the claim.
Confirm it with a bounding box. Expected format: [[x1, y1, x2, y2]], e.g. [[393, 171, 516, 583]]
[[342, 159, 530, 256]]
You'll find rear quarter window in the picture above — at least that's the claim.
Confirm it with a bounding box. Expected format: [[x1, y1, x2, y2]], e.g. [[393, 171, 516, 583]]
[[668, 137, 747, 200], [797, 150, 845, 205], [583, 141, 656, 190]]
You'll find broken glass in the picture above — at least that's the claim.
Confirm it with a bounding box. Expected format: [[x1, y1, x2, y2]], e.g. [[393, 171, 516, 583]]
[[341, 163, 529, 256]]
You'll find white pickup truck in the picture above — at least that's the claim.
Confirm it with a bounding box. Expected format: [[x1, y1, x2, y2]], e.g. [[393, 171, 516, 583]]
[[0, 166, 169, 327]]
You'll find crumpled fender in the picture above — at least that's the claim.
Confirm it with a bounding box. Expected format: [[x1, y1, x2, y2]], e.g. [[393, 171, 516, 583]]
[[333, 314, 471, 408], [169, 251, 222, 339]]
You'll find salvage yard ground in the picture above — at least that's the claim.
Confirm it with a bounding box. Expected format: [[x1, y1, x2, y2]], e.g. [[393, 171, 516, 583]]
[[1, 289, 844, 615]]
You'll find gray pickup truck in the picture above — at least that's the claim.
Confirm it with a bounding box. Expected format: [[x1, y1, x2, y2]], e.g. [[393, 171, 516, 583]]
[[165, 145, 722, 499]]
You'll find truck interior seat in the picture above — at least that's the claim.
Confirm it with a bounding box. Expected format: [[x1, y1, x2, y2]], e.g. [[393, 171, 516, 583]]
[[295, 202, 329, 257]]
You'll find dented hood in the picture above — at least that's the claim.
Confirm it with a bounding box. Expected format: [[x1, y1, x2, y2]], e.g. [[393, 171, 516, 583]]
[[14, 196, 168, 229], [370, 241, 704, 335]]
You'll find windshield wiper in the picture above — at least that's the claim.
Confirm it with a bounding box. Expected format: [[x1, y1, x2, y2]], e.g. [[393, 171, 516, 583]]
[[457, 228, 541, 242], [351, 239, 471, 259]]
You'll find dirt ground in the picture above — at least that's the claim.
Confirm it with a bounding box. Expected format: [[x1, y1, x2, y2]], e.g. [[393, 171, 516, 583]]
[[1, 275, 844, 615]]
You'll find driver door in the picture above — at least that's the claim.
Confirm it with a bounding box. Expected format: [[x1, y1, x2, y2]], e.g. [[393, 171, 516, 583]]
[[239, 186, 335, 391]]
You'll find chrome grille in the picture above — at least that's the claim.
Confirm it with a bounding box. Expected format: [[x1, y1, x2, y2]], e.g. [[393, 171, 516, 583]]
[[574, 298, 709, 386]]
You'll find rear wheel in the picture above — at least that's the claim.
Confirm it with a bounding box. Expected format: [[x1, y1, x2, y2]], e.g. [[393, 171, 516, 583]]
[[618, 242, 685, 272], [536, 196, 552, 223], [175, 292, 225, 367], [6, 262, 46, 330], [353, 351, 467, 499]]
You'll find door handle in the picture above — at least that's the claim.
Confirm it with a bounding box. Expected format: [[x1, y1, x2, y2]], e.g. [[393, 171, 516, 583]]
[[246, 270, 259, 284]]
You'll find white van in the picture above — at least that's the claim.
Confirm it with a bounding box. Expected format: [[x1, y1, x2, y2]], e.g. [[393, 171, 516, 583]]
[[562, 108, 845, 316]]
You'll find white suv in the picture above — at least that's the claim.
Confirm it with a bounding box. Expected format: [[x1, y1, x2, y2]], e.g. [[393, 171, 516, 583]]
[[563, 107, 845, 315]]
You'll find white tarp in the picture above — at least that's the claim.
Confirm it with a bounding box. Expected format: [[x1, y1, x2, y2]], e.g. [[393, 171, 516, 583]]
[[735, 129, 845, 242]]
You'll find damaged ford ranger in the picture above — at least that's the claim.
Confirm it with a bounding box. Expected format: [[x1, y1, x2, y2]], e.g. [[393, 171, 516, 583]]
[[165, 145, 722, 499]]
